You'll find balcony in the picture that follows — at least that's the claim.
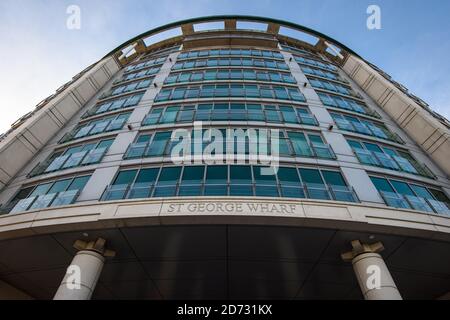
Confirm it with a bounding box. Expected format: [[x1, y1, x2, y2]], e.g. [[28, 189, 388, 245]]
[[310, 142, 336, 160], [334, 118, 403, 144], [59, 118, 127, 144], [141, 109, 319, 127], [123, 138, 336, 161], [28, 148, 108, 178], [5, 190, 81, 214], [353, 149, 434, 179], [380, 191, 450, 216], [101, 182, 359, 203]]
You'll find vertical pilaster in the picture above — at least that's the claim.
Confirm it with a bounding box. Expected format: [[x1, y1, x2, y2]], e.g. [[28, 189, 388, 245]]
[[54, 238, 115, 300], [342, 240, 402, 300]]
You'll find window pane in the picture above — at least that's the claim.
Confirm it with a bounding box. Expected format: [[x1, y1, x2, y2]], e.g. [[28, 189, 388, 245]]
[[278, 167, 300, 183], [135, 168, 159, 184], [205, 165, 227, 196], [48, 179, 71, 194], [96, 139, 114, 150], [299, 169, 323, 185], [129, 168, 159, 199], [278, 167, 304, 198], [154, 167, 182, 197], [67, 176, 91, 191], [410, 185, 433, 199], [288, 132, 312, 157], [252, 166, 279, 197], [230, 165, 252, 183], [182, 166, 205, 182], [370, 177, 394, 193], [253, 166, 277, 184], [157, 167, 182, 184], [113, 170, 138, 185], [179, 166, 205, 196], [322, 171, 346, 186], [390, 180, 414, 196], [137, 134, 152, 143], [147, 132, 171, 156], [229, 165, 253, 196], [206, 165, 227, 182], [300, 169, 330, 200], [11, 187, 34, 202], [30, 183, 53, 196], [429, 189, 450, 204]]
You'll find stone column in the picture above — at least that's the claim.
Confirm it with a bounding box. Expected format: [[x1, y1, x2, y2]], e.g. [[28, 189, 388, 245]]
[[54, 238, 115, 300], [341, 240, 402, 300]]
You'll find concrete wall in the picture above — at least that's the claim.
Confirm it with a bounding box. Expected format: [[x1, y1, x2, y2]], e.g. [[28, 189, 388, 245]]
[[0, 57, 121, 192], [0, 42, 449, 239], [342, 55, 450, 178]]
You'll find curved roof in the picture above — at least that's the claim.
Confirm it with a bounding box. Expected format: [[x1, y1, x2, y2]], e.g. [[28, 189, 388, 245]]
[[103, 15, 361, 59]]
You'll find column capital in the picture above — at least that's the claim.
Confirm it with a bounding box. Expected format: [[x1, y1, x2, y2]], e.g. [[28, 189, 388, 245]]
[[73, 238, 116, 258], [341, 240, 384, 262]]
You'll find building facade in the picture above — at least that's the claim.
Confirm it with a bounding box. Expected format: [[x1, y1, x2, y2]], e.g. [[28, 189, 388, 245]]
[[0, 16, 449, 300]]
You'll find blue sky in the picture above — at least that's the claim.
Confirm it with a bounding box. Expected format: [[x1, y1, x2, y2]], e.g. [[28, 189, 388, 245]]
[[1, 0, 449, 133]]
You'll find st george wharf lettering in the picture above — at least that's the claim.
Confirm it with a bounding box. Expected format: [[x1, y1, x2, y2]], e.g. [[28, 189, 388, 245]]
[[166, 202, 298, 214]]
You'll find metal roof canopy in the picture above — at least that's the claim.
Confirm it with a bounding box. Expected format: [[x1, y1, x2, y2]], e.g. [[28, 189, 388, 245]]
[[103, 15, 361, 59]]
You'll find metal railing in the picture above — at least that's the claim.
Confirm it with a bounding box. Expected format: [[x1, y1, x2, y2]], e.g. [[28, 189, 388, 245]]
[[353, 149, 435, 179], [28, 148, 108, 178], [5, 190, 81, 215], [123, 139, 336, 161], [380, 191, 450, 216], [101, 182, 359, 203], [334, 118, 403, 143], [59, 118, 126, 144], [141, 110, 319, 127]]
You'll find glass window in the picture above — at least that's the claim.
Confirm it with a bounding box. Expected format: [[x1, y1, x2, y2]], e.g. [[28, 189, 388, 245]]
[[179, 166, 205, 196], [30, 183, 53, 197], [67, 176, 90, 191], [322, 171, 345, 186], [370, 177, 394, 193], [299, 168, 330, 200], [147, 132, 171, 156], [47, 179, 71, 194], [390, 180, 432, 211], [160, 107, 180, 124], [322, 171, 354, 202], [128, 168, 159, 199], [247, 104, 264, 121], [154, 167, 182, 197], [390, 180, 415, 196], [205, 165, 228, 196], [96, 139, 114, 150], [178, 106, 195, 122], [364, 142, 383, 153], [253, 166, 278, 197], [265, 106, 281, 123], [370, 176, 410, 208], [113, 170, 138, 186], [65, 146, 84, 155], [280, 106, 299, 124], [288, 132, 312, 157], [278, 167, 304, 198], [429, 189, 450, 204], [11, 187, 34, 203], [136, 134, 152, 144], [410, 185, 433, 199]]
